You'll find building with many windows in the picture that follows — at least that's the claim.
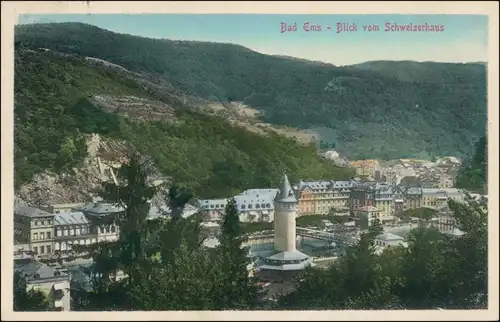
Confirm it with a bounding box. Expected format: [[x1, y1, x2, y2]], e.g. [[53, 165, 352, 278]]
[[348, 160, 380, 177], [196, 188, 279, 222], [72, 202, 124, 242], [14, 204, 55, 259], [296, 180, 354, 216], [53, 212, 96, 254]]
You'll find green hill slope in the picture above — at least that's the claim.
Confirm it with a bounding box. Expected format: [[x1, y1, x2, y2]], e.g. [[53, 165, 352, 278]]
[[14, 50, 354, 197], [15, 22, 487, 160]]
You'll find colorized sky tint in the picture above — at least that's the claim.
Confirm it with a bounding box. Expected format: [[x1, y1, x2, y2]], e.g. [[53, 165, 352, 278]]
[[18, 14, 488, 66]]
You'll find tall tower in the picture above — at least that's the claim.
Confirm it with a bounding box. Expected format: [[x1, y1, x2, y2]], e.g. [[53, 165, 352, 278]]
[[273, 173, 298, 252]]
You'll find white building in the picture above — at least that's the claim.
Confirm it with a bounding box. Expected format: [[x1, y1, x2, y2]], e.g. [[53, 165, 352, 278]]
[[53, 212, 97, 253], [375, 233, 407, 249], [197, 188, 279, 223]]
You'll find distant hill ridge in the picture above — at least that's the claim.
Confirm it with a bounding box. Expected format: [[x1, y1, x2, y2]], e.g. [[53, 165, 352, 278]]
[[15, 22, 487, 160]]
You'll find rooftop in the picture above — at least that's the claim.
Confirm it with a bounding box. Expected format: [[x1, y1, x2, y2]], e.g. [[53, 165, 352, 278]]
[[15, 259, 69, 281], [14, 204, 53, 218], [54, 212, 89, 226], [267, 250, 310, 261], [73, 202, 125, 215], [375, 232, 405, 241]]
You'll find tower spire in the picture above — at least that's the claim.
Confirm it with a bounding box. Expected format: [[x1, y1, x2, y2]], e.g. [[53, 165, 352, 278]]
[[275, 172, 297, 203]]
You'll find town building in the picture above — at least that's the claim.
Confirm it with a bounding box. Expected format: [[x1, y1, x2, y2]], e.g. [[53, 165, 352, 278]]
[[379, 167, 401, 185], [72, 202, 124, 242], [53, 212, 96, 254], [438, 174, 454, 188], [196, 198, 229, 221], [196, 188, 279, 222], [420, 175, 439, 188], [296, 180, 353, 216], [235, 188, 279, 222], [392, 163, 417, 178], [355, 205, 382, 229], [392, 186, 406, 215], [14, 204, 55, 259], [402, 187, 423, 209], [348, 160, 380, 177], [399, 176, 421, 187], [350, 182, 394, 216], [374, 232, 407, 249], [421, 188, 465, 209], [374, 183, 394, 216], [14, 257, 71, 311]]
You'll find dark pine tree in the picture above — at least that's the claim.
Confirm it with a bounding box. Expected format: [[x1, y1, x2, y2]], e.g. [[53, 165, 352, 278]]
[[216, 198, 259, 309]]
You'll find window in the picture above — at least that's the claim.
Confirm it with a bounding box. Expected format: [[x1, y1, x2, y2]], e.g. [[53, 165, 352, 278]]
[[63, 229, 68, 236], [111, 226, 116, 233], [248, 204, 253, 209], [33, 247, 38, 254], [47, 246, 51, 254], [255, 204, 260, 209], [40, 232, 45, 240], [34, 220, 39, 226], [40, 246, 45, 254], [106, 226, 110, 233], [47, 232, 51, 239], [241, 205, 246, 209], [33, 233, 38, 240]]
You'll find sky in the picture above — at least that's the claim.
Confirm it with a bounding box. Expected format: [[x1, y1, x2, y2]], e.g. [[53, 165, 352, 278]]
[[17, 14, 488, 66]]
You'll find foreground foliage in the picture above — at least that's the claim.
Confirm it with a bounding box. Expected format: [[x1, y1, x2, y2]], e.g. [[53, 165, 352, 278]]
[[13, 271, 52, 311], [279, 194, 487, 310]]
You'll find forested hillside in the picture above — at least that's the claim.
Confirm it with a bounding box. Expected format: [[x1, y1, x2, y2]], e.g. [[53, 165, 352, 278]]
[[15, 22, 487, 160], [14, 50, 353, 197], [350, 60, 486, 84]]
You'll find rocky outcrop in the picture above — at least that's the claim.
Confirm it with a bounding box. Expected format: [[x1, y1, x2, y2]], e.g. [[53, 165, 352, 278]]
[[18, 134, 129, 206]]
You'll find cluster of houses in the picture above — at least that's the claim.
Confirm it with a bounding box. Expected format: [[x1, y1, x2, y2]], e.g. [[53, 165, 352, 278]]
[[195, 179, 476, 226], [13, 165, 483, 311], [347, 157, 461, 189], [13, 197, 198, 311]]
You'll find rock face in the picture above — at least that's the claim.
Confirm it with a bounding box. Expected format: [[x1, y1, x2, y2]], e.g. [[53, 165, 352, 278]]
[[18, 133, 129, 206]]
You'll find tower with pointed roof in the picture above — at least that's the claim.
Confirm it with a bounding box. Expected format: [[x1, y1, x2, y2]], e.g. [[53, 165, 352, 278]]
[[273, 173, 298, 252], [257, 173, 312, 273]]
